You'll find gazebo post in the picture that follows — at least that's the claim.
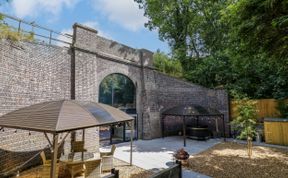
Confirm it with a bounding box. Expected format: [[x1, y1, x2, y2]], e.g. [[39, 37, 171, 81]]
[[109, 125, 113, 144], [82, 129, 85, 161], [222, 114, 226, 142], [50, 133, 58, 178], [130, 119, 134, 166], [161, 116, 165, 138], [123, 122, 126, 142], [183, 116, 186, 147]]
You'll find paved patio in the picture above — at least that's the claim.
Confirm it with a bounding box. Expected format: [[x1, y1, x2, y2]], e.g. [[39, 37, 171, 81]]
[[103, 136, 223, 178]]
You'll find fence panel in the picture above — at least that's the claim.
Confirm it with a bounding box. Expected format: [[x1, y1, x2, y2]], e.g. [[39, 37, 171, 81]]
[[230, 99, 284, 120]]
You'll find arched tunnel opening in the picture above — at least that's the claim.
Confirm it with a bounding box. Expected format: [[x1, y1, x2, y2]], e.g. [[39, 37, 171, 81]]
[[99, 73, 138, 144]]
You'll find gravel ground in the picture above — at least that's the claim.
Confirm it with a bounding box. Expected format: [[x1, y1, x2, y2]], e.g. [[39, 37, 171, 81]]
[[109, 158, 152, 178], [187, 142, 288, 178]]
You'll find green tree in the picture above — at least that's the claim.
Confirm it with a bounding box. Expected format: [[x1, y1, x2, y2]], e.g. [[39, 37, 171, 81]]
[[99, 74, 135, 107], [153, 51, 183, 78], [231, 94, 258, 140], [222, 0, 288, 59], [183, 55, 231, 88], [136, 0, 288, 100], [231, 93, 258, 158], [276, 100, 288, 118], [135, 0, 227, 69]]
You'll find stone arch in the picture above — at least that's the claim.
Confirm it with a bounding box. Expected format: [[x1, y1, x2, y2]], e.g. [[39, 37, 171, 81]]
[[98, 72, 136, 105], [96, 67, 143, 113], [97, 70, 139, 92], [97, 69, 144, 138]]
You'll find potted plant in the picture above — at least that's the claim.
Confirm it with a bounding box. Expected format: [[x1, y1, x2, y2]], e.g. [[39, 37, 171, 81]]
[[173, 148, 190, 165]]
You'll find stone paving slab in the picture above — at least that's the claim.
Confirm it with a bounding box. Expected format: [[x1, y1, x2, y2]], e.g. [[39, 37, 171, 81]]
[[103, 136, 222, 178]]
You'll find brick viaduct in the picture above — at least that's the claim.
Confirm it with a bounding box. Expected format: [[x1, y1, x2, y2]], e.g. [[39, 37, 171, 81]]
[[0, 24, 229, 175]]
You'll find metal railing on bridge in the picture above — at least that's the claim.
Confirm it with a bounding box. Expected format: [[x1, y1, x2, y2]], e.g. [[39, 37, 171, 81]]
[[0, 12, 72, 46]]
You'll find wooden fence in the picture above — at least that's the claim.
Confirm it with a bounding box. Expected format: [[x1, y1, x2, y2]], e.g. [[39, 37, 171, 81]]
[[230, 99, 286, 120], [150, 160, 182, 178]]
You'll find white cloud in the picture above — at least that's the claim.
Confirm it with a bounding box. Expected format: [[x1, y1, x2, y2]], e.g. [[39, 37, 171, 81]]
[[92, 0, 147, 31], [10, 0, 78, 18]]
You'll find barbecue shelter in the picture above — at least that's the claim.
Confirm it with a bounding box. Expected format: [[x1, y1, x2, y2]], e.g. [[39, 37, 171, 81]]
[[161, 104, 226, 146], [0, 100, 135, 178]]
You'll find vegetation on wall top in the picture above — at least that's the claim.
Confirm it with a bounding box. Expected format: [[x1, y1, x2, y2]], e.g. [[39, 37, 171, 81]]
[[137, 0, 288, 99]]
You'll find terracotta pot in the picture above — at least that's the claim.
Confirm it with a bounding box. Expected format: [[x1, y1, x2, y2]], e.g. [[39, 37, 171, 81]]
[[179, 159, 188, 166]]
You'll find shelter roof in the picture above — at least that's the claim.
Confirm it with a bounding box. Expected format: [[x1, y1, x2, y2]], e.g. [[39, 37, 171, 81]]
[[0, 100, 134, 133], [162, 104, 222, 116]]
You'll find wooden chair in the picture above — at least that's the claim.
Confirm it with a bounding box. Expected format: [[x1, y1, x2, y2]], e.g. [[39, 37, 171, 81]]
[[84, 159, 101, 178], [65, 161, 86, 178], [100, 145, 116, 172], [40, 151, 51, 166], [100, 145, 116, 157], [40, 151, 59, 178]]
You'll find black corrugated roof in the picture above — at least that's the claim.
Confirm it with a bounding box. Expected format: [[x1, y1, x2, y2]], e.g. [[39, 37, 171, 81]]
[[162, 104, 222, 116]]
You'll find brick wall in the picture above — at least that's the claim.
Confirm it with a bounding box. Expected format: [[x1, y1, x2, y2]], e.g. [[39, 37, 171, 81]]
[[72, 24, 229, 140], [0, 24, 229, 175], [0, 40, 71, 176], [144, 72, 229, 137]]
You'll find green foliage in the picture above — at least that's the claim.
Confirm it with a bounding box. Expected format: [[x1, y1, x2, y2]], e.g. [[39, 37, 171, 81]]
[[0, 14, 34, 42], [223, 0, 288, 59], [276, 100, 288, 118], [136, 0, 288, 99], [135, 0, 227, 65], [99, 74, 135, 107], [183, 55, 231, 88], [231, 94, 258, 140], [153, 51, 183, 78]]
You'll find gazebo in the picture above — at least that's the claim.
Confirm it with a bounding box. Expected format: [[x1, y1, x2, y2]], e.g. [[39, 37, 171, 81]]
[[0, 100, 135, 178], [161, 104, 226, 146]]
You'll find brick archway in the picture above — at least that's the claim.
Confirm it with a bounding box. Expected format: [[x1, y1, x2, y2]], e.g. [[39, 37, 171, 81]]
[[97, 72, 138, 108]]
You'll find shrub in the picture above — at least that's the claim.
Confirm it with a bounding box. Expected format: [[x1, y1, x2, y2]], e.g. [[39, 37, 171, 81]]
[[231, 93, 258, 140], [277, 100, 288, 118]]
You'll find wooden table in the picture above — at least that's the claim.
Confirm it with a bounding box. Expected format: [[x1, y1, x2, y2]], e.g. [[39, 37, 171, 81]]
[[60, 152, 100, 163], [59, 152, 101, 177]]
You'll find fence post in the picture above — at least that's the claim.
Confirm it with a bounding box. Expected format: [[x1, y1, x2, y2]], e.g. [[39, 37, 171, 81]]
[[49, 31, 52, 45], [111, 168, 119, 178], [176, 160, 182, 178], [17, 20, 21, 34]]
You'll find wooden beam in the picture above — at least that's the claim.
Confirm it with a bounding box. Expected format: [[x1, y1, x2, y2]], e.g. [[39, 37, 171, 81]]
[[130, 120, 134, 166], [183, 117, 186, 147], [50, 134, 58, 178], [44, 132, 53, 148]]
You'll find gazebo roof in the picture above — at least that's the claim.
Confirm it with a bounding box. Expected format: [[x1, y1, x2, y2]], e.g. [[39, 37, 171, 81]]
[[162, 104, 222, 116], [0, 100, 134, 133]]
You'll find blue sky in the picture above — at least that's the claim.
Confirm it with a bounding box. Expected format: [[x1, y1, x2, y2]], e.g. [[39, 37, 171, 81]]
[[0, 0, 170, 53]]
